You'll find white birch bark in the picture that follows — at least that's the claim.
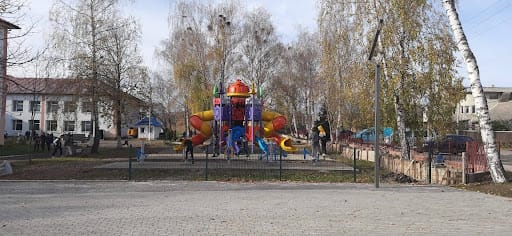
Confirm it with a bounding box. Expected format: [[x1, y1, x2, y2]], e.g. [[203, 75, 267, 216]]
[[443, 0, 506, 183], [378, 36, 409, 159], [291, 109, 298, 137], [395, 94, 409, 159]]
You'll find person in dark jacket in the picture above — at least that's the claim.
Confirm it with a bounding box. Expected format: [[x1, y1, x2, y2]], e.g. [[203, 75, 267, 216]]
[[184, 138, 194, 164], [46, 133, 54, 152]]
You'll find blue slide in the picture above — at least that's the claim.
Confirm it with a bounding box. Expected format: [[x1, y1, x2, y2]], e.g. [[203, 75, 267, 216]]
[[255, 137, 269, 154]]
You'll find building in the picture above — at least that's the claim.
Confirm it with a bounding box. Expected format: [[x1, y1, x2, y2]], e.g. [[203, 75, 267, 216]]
[[0, 18, 20, 145], [4, 76, 145, 139], [456, 87, 512, 130]]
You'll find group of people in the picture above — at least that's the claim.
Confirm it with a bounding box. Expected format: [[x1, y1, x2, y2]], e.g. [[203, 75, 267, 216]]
[[28, 131, 63, 157]]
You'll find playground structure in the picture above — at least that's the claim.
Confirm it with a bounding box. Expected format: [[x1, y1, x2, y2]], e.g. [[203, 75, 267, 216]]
[[187, 79, 296, 157]]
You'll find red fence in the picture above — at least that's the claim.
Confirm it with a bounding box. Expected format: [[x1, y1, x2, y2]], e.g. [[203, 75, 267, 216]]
[[465, 141, 488, 173]]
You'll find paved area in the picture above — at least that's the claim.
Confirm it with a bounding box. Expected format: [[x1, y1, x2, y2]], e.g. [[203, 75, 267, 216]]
[[1, 181, 512, 235]]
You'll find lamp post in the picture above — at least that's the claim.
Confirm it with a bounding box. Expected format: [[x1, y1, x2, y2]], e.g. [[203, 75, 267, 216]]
[[214, 14, 231, 155], [368, 19, 384, 189], [248, 27, 267, 154]]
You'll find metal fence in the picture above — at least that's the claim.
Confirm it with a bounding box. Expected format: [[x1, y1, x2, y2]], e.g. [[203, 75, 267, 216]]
[[465, 141, 489, 173], [125, 145, 354, 181]]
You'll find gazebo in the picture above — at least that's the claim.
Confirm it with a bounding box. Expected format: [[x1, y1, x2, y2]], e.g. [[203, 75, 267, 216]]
[[134, 117, 163, 140]]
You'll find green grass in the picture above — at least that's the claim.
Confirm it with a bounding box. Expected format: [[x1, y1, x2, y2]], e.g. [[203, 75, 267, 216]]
[[0, 140, 40, 156]]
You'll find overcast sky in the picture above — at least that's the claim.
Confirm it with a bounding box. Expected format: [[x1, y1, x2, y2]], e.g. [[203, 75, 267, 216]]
[[12, 0, 512, 87]]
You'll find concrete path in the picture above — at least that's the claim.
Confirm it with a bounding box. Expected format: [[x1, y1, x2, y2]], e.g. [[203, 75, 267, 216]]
[[1, 181, 511, 235]]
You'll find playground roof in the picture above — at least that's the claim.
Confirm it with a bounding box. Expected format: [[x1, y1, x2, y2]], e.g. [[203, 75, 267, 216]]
[[135, 117, 163, 127]]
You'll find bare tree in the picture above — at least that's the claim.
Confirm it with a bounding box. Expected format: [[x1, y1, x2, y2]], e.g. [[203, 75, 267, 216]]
[[237, 7, 280, 95], [98, 14, 146, 148], [49, 0, 134, 153], [443, 0, 506, 183]]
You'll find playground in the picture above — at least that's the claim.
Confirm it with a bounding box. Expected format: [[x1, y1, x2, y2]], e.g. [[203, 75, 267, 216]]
[[181, 79, 298, 159]]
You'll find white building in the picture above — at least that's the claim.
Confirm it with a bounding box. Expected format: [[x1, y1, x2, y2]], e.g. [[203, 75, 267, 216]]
[[4, 77, 145, 139], [456, 87, 512, 130]]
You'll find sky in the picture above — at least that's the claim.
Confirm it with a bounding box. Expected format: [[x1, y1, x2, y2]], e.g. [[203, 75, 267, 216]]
[[10, 0, 512, 88]]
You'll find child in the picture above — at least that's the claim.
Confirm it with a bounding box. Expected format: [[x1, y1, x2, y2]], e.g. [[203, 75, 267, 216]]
[[53, 136, 63, 157]]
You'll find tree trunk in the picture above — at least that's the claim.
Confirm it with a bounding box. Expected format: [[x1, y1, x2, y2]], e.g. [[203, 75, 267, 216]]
[[115, 98, 122, 149], [90, 7, 100, 154], [91, 97, 100, 153], [292, 109, 298, 138], [395, 94, 409, 159], [443, 0, 506, 183]]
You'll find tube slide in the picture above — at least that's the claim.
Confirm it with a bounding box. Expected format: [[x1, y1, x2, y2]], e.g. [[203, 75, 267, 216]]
[[261, 111, 286, 137], [246, 111, 295, 152], [273, 135, 297, 152], [255, 137, 269, 154], [189, 110, 214, 145]]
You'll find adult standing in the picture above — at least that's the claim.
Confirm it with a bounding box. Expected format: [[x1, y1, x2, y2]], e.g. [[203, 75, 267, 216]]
[[33, 133, 41, 151], [46, 133, 54, 152], [184, 138, 194, 164]]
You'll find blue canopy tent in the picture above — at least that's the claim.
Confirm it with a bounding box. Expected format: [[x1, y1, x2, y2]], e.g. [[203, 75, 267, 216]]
[[135, 117, 163, 140]]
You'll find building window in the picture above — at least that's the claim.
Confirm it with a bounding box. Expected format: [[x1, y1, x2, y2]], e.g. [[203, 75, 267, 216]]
[[464, 106, 469, 113], [460, 106, 464, 114], [64, 101, 77, 113], [29, 120, 40, 131], [30, 101, 41, 112], [12, 120, 22, 130], [13, 100, 23, 112], [64, 121, 75, 132], [47, 120, 57, 131], [81, 121, 92, 132], [140, 127, 145, 133], [471, 105, 476, 113], [47, 101, 59, 113], [82, 101, 92, 113]]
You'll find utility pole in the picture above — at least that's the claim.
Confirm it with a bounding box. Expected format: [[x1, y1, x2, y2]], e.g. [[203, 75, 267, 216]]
[[368, 19, 384, 188], [215, 14, 230, 155]]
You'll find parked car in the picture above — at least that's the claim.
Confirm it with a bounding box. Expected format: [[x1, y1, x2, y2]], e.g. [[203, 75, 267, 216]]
[[422, 134, 474, 154]]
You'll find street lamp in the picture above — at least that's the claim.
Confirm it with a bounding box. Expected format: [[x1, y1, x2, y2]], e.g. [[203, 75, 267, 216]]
[[211, 14, 231, 155], [368, 19, 384, 189]]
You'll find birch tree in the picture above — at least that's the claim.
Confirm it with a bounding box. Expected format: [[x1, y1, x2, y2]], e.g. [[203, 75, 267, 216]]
[[319, 0, 463, 159], [49, 0, 141, 153], [443, 0, 506, 183], [238, 7, 280, 93]]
